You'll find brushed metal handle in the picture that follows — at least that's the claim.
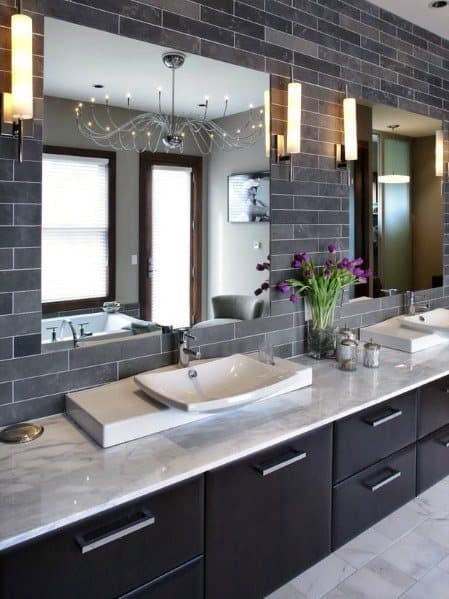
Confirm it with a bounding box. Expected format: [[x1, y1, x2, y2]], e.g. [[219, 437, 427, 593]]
[[254, 449, 307, 476], [76, 508, 155, 554], [364, 468, 401, 492], [364, 407, 402, 427]]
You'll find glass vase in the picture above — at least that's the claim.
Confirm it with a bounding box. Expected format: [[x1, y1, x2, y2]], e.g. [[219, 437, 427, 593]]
[[307, 321, 336, 359]]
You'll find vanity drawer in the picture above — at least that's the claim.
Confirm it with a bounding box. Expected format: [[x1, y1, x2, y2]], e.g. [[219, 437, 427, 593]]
[[419, 377, 449, 438], [334, 391, 417, 483], [205, 425, 332, 599], [332, 445, 416, 549], [417, 424, 449, 494], [0, 477, 204, 599]]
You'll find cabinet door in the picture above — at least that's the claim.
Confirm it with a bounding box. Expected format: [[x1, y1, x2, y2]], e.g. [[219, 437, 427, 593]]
[[333, 445, 416, 549], [205, 425, 332, 599], [419, 377, 449, 438], [334, 391, 417, 483], [0, 477, 204, 599], [417, 423, 449, 494]]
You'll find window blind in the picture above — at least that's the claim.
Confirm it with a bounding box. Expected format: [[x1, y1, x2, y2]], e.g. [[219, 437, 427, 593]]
[[42, 153, 110, 304], [151, 165, 192, 328]]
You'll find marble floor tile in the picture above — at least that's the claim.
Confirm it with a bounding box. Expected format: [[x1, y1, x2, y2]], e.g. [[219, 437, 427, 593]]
[[414, 514, 449, 549], [331, 556, 415, 599], [414, 478, 449, 517], [436, 552, 449, 572], [267, 582, 306, 599], [400, 566, 449, 598], [373, 501, 428, 541], [290, 554, 355, 599], [335, 528, 393, 569], [378, 530, 448, 580]]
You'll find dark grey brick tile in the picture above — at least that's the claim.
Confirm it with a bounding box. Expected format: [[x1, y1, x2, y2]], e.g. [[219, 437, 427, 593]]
[[0, 337, 12, 361], [27, 0, 119, 33], [273, 343, 293, 359], [0, 292, 11, 314], [198, 334, 265, 359], [0, 226, 40, 248], [236, 34, 293, 63], [340, 41, 379, 65], [0, 312, 40, 338], [0, 381, 12, 405], [318, 19, 360, 46], [266, 0, 317, 29], [201, 6, 264, 38], [119, 16, 200, 55], [318, 211, 349, 225], [0, 203, 13, 225], [73, 0, 161, 25], [361, 11, 396, 36], [397, 27, 428, 50], [381, 80, 414, 101], [200, 0, 234, 12], [272, 209, 319, 225], [294, 52, 340, 77], [236, 2, 291, 34], [272, 224, 294, 240], [14, 290, 41, 313], [0, 393, 64, 426], [191, 323, 235, 345], [294, 224, 340, 239], [13, 160, 42, 183], [271, 238, 317, 255], [267, 28, 318, 56], [14, 204, 41, 226], [141, 0, 199, 19], [0, 269, 40, 293], [0, 249, 12, 270], [118, 351, 176, 379], [0, 182, 41, 203], [415, 91, 443, 109], [15, 363, 117, 402], [163, 11, 234, 46], [293, 23, 341, 51], [0, 350, 67, 383], [14, 333, 41, 357], [201, 40, 265, 71], [0, 160, 13, 181], [318, 46, 360, 71], [14, 247, 41, 269]]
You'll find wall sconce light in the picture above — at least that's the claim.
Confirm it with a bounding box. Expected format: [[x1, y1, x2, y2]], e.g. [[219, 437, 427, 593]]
[[264, 89, 270, 159], [435, 129, 444, 177], [274, 69, 301, 181], [336, 92, 358, 170], [1, 7, 33, 162]]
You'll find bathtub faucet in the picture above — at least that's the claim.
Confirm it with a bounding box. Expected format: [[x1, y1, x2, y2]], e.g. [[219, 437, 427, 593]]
[[60, 319, 78, 348]]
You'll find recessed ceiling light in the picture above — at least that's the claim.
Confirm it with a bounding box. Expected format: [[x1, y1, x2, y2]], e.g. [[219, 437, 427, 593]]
[[430, 1, 447, 7], [93, 83, 104, 88]]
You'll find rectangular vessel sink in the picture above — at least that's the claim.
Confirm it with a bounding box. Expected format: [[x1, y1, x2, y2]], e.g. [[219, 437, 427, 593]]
[[135, 354, 312, 413], [401, 308, 449, 338], [360, 316, 447, 353]]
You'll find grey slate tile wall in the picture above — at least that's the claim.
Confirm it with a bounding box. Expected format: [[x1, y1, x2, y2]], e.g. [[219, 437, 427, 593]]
[[1, 0, 449, 425]]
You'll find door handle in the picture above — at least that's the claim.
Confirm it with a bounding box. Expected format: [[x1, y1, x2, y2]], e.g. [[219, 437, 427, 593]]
[[254, 448, 307, 476], [364, 407, 402, 427], [76, 508, 155, 554], [147, 256, 153, 279], [363, 468, 401, 492]]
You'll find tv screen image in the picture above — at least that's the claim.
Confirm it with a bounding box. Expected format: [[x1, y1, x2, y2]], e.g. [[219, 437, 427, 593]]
[[228, 172, 270, 223]]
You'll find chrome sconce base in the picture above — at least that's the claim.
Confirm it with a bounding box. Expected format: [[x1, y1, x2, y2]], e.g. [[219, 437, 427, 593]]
[[274, 134, 294, 182], [0, 95, 32, 163]]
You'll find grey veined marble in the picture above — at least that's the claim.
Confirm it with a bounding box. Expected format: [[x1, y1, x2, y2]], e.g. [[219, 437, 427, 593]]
[[2, 344, 449, 550]]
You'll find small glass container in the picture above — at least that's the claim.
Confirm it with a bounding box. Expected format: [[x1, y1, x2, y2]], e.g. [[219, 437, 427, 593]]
[[336, 326, 357, 363], [338, 338, 358, 371], [363, 339, 380, 369], [258, 338, 274, 365]]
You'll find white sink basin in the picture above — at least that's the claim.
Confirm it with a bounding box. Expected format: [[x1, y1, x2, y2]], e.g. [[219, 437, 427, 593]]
[[135, 354, 312, 413], [401, 308, 449, 338], [360, 316, 447, 353]]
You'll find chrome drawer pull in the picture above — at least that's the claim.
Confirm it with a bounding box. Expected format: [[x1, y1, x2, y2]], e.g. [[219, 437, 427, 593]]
[[254, 449, 307, 477], [439, 437, 449, 448], [364, 468, 401, 492], [364, 407, 402, 427], [77, 508, 155, 554]]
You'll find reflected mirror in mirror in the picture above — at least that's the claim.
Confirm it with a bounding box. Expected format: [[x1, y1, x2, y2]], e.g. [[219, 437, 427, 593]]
[[349, 102, 443, 299], [41, 18, 270, 351]]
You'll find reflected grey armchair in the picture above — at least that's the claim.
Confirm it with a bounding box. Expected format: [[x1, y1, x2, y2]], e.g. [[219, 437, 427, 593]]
[[212, 295, 265, 321]]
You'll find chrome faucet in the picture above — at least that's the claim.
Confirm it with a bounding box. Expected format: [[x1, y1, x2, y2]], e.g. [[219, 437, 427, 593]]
[[177, 328, 201, 368], [60, 319, 78, 348], [406, 290, 430, 315]]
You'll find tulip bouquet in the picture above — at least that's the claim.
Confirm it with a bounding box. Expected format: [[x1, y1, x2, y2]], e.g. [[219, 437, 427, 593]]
[[277, 244, 371, 330]]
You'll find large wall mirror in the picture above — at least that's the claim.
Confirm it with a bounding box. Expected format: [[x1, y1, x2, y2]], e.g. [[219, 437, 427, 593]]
[[41, 18, 270, 351], [350, 101, 443, 299]]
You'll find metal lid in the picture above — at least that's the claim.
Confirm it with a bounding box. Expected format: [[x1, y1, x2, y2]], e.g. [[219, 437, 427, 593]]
[[341, 338, 357, 347], [364, 338, 381, 350], [0, 422, 44, 444]]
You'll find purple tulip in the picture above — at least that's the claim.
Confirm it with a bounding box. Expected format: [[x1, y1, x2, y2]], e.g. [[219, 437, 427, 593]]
[[290, 293, 299, 304], [358, 277, 367, 284], [261, 282, 269, 290], [292, 260, 302, 269], [256, 263, 265, 271], [363, 268, 373, 278], [304, 269, 313, 278], [353, 267, 365, 277], [294, 252, 309, 263], [254, 287, 263, 296], [276, 282, 290, 294], [353, 257, 364, 266], [328, 243, 338, 254], [324, 268, 331, 277]]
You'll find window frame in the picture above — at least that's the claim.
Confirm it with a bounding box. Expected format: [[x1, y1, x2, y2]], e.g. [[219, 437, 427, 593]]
[[42, 145, 116, 315]]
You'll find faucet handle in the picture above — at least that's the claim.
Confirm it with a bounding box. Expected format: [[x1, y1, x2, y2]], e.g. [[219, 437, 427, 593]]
[[177, 327, 196, 342]]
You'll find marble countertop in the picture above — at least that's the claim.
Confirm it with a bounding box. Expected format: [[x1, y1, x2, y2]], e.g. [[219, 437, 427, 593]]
[[2, 344, 449, 551]]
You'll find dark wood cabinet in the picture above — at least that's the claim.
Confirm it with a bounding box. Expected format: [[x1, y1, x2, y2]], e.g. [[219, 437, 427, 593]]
[[0, 478, 204, 599], [333, 445, 416, 549], [419, 376, 449, 439], [334, 391, 417, 483], [417, 423, 449, 494], [205, 425, 333, 599]]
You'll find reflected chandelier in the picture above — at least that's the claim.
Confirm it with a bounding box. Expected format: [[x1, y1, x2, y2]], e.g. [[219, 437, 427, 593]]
[[75, 52, 264, 154]]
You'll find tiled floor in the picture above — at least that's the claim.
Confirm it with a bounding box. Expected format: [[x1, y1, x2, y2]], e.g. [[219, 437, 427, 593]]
[[268, 476, 449, 598]]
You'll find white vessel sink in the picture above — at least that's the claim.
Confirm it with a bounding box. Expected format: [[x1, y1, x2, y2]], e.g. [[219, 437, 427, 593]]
[[401, 308, 449, 338], [135, 354, 312, 413], [360, 316, 447, 353]]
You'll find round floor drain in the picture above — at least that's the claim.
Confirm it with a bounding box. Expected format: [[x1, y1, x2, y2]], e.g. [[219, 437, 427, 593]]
[[0, 422, 44, 444]]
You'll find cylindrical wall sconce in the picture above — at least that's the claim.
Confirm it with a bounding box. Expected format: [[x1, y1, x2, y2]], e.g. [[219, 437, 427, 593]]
[[343, 97, 358, 162], [435, 129, 444, 177], [264, 89, 270, 159], [286, 81, 301, 154], [11, 13, 33, 120]]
